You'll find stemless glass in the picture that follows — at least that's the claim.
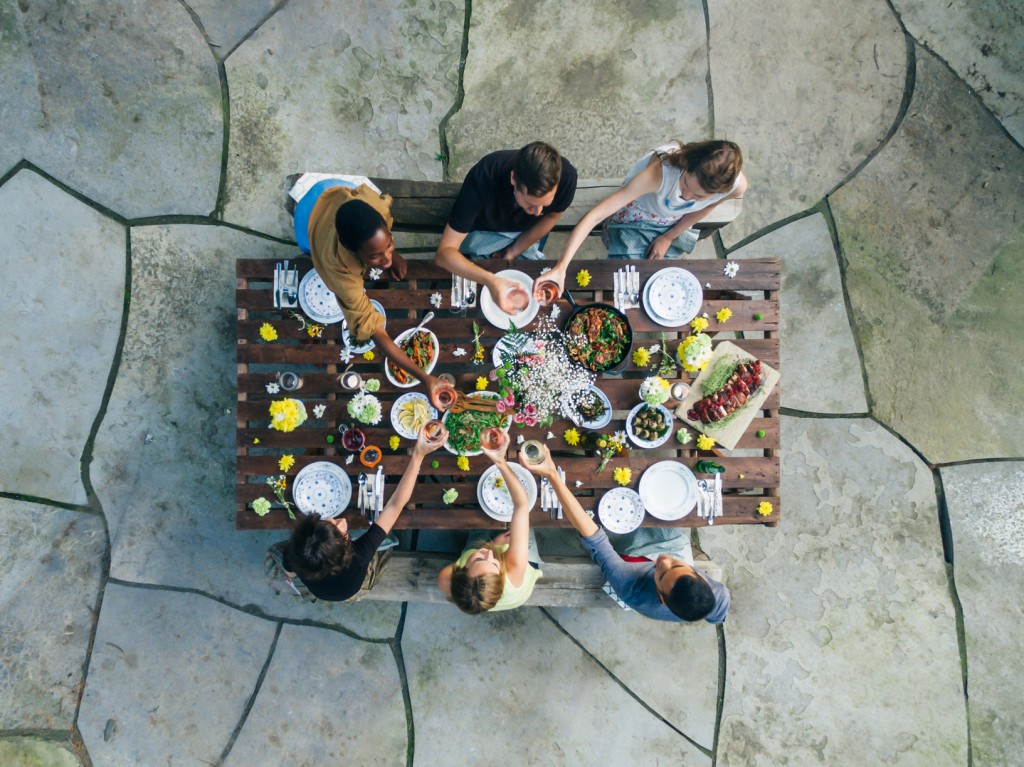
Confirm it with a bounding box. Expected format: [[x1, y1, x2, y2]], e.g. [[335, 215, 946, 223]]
[[338, 370, 363, 392], [277, 371, 304, 391], [521, 439, 545, 466], [507, 286, 530, 313], [436, 386, 457, 410], [480, 426, 504, 451], [424, 419, 446, 446], [534, 279, 559, 307]]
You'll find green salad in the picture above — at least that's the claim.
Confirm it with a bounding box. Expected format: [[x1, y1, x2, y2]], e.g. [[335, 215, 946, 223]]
[[444, 409, 509, 454]]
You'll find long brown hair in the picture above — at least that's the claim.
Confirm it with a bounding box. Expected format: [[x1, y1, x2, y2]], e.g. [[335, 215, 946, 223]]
[[283, 514, 354, 581], [658, 140, 742, 194], [447, 541, 507, 614]]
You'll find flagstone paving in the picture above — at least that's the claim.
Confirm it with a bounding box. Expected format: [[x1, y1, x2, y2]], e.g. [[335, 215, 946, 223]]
[[941, 462, 1024, 767], [1, 1, 1022, 765]]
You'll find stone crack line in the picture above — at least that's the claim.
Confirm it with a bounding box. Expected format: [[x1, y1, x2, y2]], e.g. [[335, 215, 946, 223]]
[[216, 622, 283, 766], [437, 0, 472, 180], [392, 603, 416, 767], [538, 608, 714, 758], [700, 0, 715, 138], [104, 577, 393, 645], [710, 624, 726, 767]]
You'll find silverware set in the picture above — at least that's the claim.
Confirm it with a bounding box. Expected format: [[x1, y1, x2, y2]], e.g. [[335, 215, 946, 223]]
[[696, 478, 723, 524], [274, 260, 299, 309], [357, 469, 385, 523], [613, 265, 640, 310], [450, 275, 478, 314], [540, 467, 565, 520]]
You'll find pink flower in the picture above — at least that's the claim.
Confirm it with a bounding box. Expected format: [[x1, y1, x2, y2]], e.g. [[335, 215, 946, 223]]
[[525, 416, 538, 427], [513, 412, 526, 424], [524, 403, 538, 417], [534, 341, 546, 351], [496, 400, 507, 413], [503, 393, 516, 407]]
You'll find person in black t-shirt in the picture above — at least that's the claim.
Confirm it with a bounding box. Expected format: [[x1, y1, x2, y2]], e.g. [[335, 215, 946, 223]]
[[434, 142, 578, 313], [282, 424, 447, 601]]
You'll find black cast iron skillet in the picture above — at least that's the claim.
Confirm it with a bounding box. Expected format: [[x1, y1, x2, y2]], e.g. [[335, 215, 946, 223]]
[[561, 289, 633, 373]]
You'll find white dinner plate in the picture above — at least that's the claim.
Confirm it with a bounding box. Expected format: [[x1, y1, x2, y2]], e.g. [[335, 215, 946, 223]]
[[479, 269, 539, 330], [625, 403, 675, 448], [291, 461, 352, 518], [566, 385, 613, 430], [442, 391, 508, 456], [384, 327, 439, 388], [476, 462, 539, 522], [639, 461, 698, 520], [340, 298, 386, 353], [298, 270, 345, 324], [642, 268, 703, 327], [390, 392, 438, 439], [598, 487, 645, 534]]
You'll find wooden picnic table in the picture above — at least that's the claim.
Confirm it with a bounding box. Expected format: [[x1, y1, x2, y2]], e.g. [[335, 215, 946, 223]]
[[235, 258, 780, 531]]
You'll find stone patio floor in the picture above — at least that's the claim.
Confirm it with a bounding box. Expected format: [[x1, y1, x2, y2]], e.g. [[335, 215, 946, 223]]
[[2, 1, 1022, 765]]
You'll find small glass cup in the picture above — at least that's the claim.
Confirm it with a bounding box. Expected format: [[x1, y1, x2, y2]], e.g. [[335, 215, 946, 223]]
[[338, 370, 363, 392], [480, 426, 504, 451], [436, 373, 457, 387], [535, 279, 559, 307], [521, 439, 545, 466], [339, 424, 366, 452], [436, 386, 457, 410], [670, 382, 691, 401], [277, 371, 303, 391], [424, 419, 446, 445], [507, 286, 530, 313]]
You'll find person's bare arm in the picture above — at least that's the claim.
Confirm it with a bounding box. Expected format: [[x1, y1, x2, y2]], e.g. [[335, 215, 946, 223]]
[[434, 225, 528, 313], [371, 328, 445, 409], [520, 444, 598, 538], [481, 433, 530, 585], [645, 172, 749, 260], [375, 425, 447, 534], [491, 211, 564, 260]]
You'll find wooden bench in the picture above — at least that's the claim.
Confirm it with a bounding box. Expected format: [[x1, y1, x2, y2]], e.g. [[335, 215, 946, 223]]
[[347, 550, 725, 607]]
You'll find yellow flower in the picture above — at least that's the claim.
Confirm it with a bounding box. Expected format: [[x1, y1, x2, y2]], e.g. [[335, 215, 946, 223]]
[[576, 269, 592, 287], [613, 467, 632, 486], [389, 435, 400, 451], [690, 316, 709, 333], [564, 427, 581, 447], [306, 323, 324, 338], [457, 455, 470, 471], [259, 322, 278, 342], [716, 308, 733, 324], [269, 398, 308, 432], [475, 376, 488, 391], [253, 438, 260, 444], [495, 476, 505, 489], [757, 501, 774, 517], [632, 347, 651, 367], [362, 351, 375, 361], [696, 434, 716, 450], [278, 454, 295, 472]]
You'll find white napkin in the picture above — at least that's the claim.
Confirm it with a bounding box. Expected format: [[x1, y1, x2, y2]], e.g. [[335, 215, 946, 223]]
[[288, 173, 382, 202]]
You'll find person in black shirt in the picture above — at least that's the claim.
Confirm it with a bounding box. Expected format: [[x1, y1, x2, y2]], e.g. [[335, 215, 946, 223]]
[[282, 424, 447, 601], [434, 142, 578, 313]]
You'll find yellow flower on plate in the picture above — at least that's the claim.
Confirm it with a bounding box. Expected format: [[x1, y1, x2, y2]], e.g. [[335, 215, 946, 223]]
[[757, 501, 774, 517], [576, 269, 592, 287], [494, 476, 505, 489], [716, 308, 733, 324], [564, 427, 581, 447], [696, 434, 716, 450], [457, 455, 470, 471], [389, 435, 400, 451], [690, 316, 709, 333], [475, 376, 488, 391], [306, 323, 324, 338], [632, 347, 651, 367], [259, 322, 278, 341], [612, 467, 632, 486], [362, 351, 375, 361], [278, 454, 295, 472]]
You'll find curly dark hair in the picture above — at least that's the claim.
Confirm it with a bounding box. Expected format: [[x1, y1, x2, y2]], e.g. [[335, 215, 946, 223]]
[[283, 514, 354, 582], [335, 198, 387, 253]]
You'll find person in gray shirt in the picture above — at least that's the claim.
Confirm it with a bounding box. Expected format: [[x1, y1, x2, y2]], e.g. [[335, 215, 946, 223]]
[[521, 444, 730, 623]]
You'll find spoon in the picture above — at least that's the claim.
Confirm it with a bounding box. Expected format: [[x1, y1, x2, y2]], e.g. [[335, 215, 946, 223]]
[[357, 473, 368, 516], [413, 311, 435, 333]]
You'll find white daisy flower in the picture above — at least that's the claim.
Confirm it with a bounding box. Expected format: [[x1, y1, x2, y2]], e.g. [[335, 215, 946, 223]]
[[516, 434, 525, 445], [575, 480, 583, 488], [723, 261, 739, 278], [705, 282, 712, 289], [648, 344, 660, 354], [550, 304, 561, 319], [266, 382, 280, 394], [429, 292, 443, 308], [312, 404, 327, 419], [452, 347, 467, 357], [368, 267, 383, 280], [339, 346, 354, 364]]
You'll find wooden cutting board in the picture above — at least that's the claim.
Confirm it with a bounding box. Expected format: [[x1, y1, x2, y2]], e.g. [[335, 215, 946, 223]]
[[674, 340, 780, 451]]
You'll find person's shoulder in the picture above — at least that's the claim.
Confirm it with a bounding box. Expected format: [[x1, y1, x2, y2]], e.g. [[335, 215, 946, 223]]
[[469, 150, 516, 177]]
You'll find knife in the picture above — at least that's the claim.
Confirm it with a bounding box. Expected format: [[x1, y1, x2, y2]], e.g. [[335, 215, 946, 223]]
[[374, 466, 384, 523], [273, 262, 281, 309], [714, 472, 723, 522]]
